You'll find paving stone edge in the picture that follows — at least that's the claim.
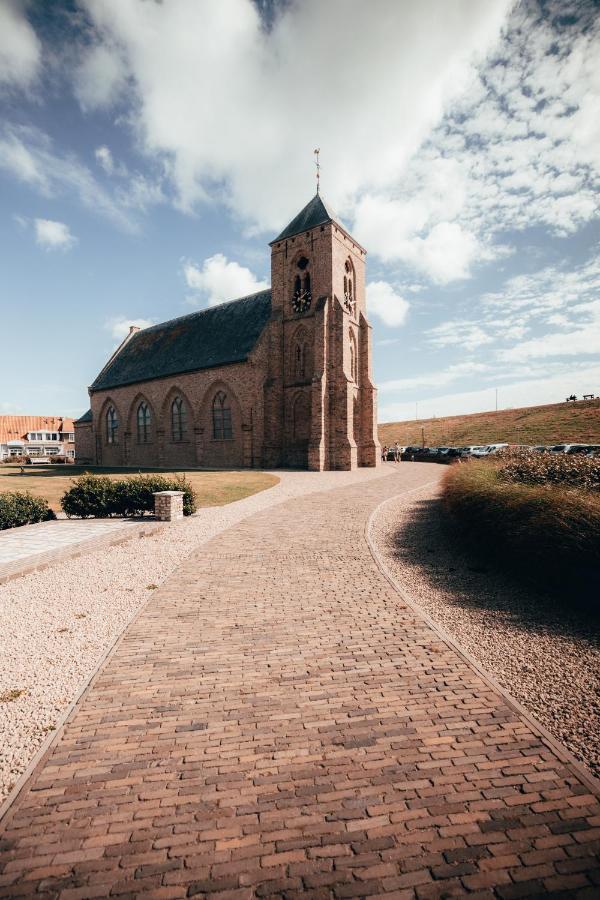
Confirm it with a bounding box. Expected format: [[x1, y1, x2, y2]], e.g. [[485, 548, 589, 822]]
[[365, 487, 600, 800]]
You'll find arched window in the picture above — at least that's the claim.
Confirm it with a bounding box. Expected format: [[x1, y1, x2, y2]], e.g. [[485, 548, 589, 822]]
[[136, 402, 151, 443], [212, 391, 232, 440], [344, 259, 356, 315], [106, 406, 118, 444], [294, 342, 309, 379], [291, 256, 312, 312], [171, 396, 187, 441]]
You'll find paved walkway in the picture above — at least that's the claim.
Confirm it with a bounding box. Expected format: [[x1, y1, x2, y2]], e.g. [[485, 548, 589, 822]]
[[1, 468, 599, 898], [0, 519, 155, 584]]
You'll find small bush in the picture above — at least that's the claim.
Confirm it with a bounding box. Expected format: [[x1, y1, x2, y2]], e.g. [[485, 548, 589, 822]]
[[442, 461, 600, 592], [0, 492, 56, 530], [61, 473, 116, 518], [61, 472, 197, 518]]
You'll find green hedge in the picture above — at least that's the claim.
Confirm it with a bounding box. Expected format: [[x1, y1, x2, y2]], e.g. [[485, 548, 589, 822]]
[[442, 461, 600, 591], [61, 473, 197, 518], [0, 492, 56, 530]]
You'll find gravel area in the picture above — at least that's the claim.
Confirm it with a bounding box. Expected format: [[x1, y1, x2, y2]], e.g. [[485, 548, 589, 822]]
[[371, 478, 600, 779], [0, 466, 392, 803]]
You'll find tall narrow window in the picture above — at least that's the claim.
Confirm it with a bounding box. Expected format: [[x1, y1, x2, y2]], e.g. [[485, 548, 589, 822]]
[[106, 406, 118, 444], [171, 396, 187, 441], [344, 259, 356, 315], [212, 391, 232, 440], [137, 402, 151, 443]]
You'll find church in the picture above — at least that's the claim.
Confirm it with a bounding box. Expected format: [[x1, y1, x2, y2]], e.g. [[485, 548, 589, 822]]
[[74, 194, 380, 471]]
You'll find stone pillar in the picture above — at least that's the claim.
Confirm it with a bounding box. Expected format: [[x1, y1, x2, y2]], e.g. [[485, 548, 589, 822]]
[[153, 490, 184, 521], [193, 426, 204, 467]]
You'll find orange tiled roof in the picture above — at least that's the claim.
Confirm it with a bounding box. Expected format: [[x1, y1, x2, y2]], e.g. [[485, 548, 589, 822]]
[[0, 416, 75, 443]]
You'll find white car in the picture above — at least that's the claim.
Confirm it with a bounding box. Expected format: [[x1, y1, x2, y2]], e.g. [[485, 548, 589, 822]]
[[460, 446, 485, 456], [472, 443, 509, 457]]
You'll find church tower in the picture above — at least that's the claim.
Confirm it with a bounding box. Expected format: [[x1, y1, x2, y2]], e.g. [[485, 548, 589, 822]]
[[263, 194, 380, 470]]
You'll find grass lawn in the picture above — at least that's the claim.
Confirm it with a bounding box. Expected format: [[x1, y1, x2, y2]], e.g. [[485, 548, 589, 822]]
[[0, 465, 279, 513], [379, 397, 600, 448]]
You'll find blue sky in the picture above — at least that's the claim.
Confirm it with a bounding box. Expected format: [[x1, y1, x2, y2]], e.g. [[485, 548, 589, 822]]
[[0, 0, 599, 423]]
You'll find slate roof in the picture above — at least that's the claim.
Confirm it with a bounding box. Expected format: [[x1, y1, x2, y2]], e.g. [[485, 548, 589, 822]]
[[90, 290, 272, 393], [271, 194, 339, 243], [75, 409, 93, 424]]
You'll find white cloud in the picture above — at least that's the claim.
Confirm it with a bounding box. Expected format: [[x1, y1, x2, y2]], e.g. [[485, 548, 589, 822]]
[[366, 281, 410, 328], [0, 125, 163, 230], [378, 364, 600, 423], [76, 0, 512, 235], [34, 219, 76, 251], [380, 361, 489, 393], [426, 320, 494, 351], [105, 316, 156, 342], [0, 1, 41, 90], [95, 145, 114, 175], [75, 43, 127, 111], [184, 254, 268, 307]]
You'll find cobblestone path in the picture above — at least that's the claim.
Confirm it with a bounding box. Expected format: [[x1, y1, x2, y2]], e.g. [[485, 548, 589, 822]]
[[1, 467, 599, 898]]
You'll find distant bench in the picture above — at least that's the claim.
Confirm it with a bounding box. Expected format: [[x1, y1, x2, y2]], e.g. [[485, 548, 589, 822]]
[[583, 394, 595, 400], [27, 457, 51, 465]]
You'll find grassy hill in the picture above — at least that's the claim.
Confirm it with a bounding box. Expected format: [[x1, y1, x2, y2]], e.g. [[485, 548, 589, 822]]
[[378, 398, 600, 448]]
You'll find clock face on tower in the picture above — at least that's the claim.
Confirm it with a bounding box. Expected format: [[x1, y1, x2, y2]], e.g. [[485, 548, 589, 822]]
[[292, 257, 312, 314], [292, 292, 311, 314]]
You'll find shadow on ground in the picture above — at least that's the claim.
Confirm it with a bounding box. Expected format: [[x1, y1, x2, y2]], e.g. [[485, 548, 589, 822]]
[[389, 495, 600, 645]]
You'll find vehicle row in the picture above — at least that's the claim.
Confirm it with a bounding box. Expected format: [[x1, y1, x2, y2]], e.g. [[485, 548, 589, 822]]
[[383, 442, 600, 461]]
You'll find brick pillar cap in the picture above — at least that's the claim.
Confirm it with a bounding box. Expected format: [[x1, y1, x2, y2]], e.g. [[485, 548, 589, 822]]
[[153, 490, 185, 497]]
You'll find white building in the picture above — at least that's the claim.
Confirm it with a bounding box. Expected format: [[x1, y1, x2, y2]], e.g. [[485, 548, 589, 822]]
[[0, 416, 75, 461]]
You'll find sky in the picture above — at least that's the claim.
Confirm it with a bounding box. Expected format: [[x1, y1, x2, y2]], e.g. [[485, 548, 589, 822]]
[[0, 0, 599, 424]]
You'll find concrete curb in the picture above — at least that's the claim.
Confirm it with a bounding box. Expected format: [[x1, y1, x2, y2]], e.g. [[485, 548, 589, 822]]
[[365, 486, 600, 799]]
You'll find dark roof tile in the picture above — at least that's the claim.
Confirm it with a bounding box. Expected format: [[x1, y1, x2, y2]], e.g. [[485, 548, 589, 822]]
[[90, 290, 271, 392], [271, 194, 339, 243]]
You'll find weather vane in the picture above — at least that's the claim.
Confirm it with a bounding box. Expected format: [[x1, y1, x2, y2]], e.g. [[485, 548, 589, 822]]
[[314, 148, 320, 194]]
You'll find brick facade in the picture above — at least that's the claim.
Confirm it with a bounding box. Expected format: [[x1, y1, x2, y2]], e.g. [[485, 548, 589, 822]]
[[76, 200, 380, 471]]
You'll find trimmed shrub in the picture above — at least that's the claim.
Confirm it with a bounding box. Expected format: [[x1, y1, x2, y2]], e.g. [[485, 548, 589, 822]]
[[61, 473, 116, 518], [111, 474, 196, 517], [61, 472, 197, 518], [442, 460, 600, 591], [0, 492, 56, 530]]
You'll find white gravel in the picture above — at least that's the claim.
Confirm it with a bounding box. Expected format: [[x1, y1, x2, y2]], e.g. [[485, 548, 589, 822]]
[[371, 479, 600, 779], [0, 466, 392, 803]]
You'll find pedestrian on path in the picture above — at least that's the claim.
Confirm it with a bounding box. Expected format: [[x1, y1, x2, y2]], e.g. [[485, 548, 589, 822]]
[[381, 445, 388, 462], [394, 441, 402, 462]]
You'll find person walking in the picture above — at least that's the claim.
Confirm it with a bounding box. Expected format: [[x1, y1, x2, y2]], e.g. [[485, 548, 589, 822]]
[[381, 445, 388, 463], [394, 441, 401, 462]]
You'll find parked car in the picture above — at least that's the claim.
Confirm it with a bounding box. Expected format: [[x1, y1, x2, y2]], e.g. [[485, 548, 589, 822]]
[[472, 443, 509, 457], [460, 445, 485, 457], [565, 444, 596, 455], [532, 445, 550, 453], [549, 444, 583, 453], [446, 448, 462, 458]]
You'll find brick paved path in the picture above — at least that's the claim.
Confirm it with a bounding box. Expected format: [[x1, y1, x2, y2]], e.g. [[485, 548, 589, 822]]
[[1, 468, 599, 898]]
